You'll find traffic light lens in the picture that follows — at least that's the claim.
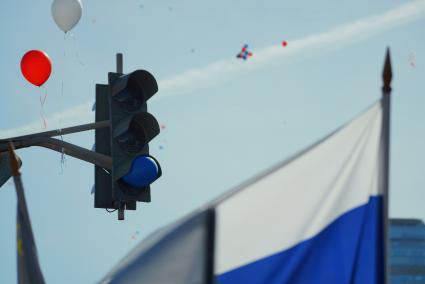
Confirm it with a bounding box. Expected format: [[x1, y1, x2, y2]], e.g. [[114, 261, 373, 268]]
[[114, 87, 143, 112], [121, 156, 160, 188], [116, 131, 145, 153], [111, 71, 158, 113], [115, 112, 160, 153]]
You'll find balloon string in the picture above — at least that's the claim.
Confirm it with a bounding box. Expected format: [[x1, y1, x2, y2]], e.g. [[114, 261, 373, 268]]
[[39, 110, 47, 129], [69, 33, 85, 66], [59, 80, 66, 172], [76, 51, 85, 66], [60, 35, 66, 172], [55, 34, 68, 173], [59, 135, 67, 174], [59, 36, 65, 130], [39, 87, 48, 129], [40, 88, 48, 107], [63, 33, 67, 57]]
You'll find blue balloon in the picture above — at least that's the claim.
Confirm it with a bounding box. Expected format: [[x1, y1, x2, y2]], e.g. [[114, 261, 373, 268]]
[[121, 156, 159, 188]]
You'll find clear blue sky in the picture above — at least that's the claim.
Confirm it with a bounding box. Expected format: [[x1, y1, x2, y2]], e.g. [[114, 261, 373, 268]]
[[1, 0, 425, 283]]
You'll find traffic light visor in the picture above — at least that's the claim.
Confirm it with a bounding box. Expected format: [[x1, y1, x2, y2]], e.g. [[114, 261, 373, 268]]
[[111, 70, 158, 112], [114, 112, 160, 153]]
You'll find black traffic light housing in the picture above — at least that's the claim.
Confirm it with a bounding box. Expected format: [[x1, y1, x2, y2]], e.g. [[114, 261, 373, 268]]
[[94, 55, 161, 219], [94, 83, 137, 210], [108, 70, 162, 205]]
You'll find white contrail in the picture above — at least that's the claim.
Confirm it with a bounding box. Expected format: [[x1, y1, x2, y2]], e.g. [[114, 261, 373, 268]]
[[1, 0, 425, 139]]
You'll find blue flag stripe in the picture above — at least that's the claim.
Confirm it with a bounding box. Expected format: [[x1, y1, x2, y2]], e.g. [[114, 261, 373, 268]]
[[217, 196, 384, 284]]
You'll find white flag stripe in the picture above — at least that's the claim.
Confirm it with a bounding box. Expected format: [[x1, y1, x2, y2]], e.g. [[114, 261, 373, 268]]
[[215, 101, 383, 274], [99, 210, 213, 284]]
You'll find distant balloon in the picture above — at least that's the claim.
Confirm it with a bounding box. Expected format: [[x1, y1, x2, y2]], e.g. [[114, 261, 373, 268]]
[[51, 0, 82, 33], [282, 40, 288, 47], [408, 52, 416, 68], [236, 44, 253, 61], [20, 50, 52, 87]]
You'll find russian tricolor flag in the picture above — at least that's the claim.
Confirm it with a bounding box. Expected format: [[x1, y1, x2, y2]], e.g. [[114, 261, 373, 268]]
[[100, 100, 388, 284]]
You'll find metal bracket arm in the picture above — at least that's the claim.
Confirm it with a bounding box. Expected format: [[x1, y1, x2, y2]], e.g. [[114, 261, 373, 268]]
[[0, 137, 112, 169]]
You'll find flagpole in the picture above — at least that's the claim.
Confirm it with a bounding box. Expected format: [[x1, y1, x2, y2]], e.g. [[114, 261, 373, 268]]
[[382, 47, 392, 284], [8, 142, 45, 284], [8, 143, 35, 248]]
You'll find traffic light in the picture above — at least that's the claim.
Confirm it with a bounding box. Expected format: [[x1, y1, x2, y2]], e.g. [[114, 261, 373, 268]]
[[94, 63, 162, 219], [108, 70, 162, 212]]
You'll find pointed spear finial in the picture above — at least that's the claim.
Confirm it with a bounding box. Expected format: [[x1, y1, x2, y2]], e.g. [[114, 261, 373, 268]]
[[8, 142, 21, 177], [382, 47, 392, 94]]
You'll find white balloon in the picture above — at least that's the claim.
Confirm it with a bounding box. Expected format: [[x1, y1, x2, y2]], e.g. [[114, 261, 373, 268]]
[[51, 0, 82, 33]]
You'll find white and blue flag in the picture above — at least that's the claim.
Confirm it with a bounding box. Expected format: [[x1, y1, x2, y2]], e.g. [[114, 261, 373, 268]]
[[100, 100, 387, 284], [215, 101, 385, 284]]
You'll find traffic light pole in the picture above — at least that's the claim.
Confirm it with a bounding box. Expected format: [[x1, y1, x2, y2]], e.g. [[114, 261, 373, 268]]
[[0, 120, 112, 169], [116, 53, 123, 74]]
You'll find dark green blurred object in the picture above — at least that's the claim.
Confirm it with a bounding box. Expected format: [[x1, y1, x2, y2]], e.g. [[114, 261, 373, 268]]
[[0, 152, 22, 188]]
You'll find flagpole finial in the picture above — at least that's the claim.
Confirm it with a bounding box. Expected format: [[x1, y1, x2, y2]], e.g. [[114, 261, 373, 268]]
[[7, 142, 20, 176], [382, 47, 392, 94]]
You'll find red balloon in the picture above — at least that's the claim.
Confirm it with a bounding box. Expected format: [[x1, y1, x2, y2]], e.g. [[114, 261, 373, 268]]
[[20, 50, 52, 87]]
